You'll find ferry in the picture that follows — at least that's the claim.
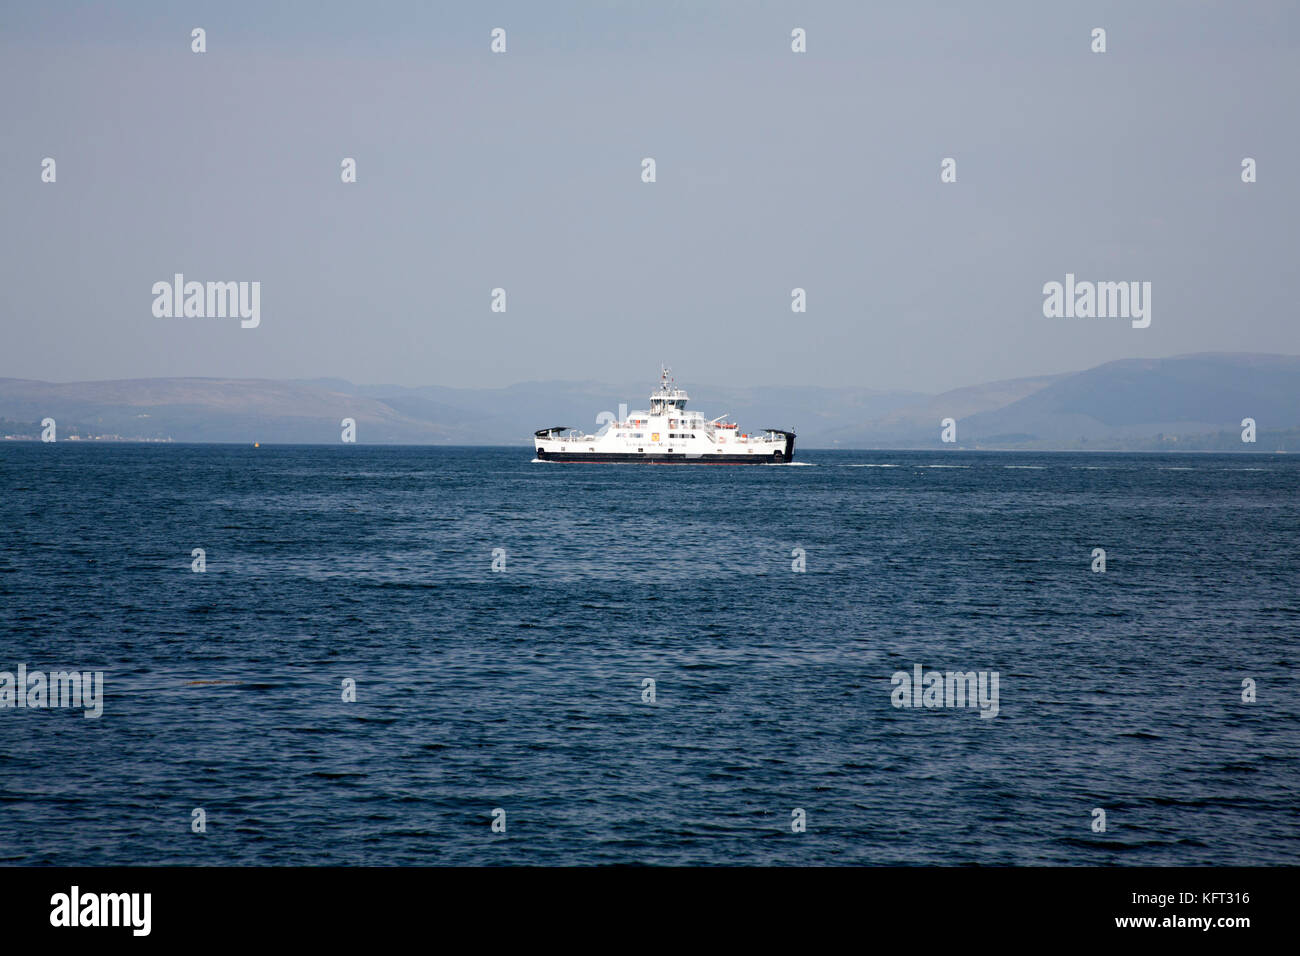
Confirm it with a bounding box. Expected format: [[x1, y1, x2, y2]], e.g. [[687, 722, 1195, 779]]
[[534, 368, 795, 464]]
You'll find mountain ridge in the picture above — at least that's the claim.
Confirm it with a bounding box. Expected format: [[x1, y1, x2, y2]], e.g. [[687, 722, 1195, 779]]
[[2, 352, 1297, 449]]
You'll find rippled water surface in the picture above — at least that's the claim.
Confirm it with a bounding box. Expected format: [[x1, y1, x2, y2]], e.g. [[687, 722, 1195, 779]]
[[1, 445, 1297, 865]]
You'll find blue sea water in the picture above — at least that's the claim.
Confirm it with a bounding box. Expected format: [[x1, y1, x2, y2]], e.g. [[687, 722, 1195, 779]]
[[0, 444, 1297, 866]]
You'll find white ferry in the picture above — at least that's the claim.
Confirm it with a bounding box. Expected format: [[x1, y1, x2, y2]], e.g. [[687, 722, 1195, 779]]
[[534, 368, 795, 464]]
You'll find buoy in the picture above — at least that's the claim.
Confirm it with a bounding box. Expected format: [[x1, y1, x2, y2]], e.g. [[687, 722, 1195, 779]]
[[254, 442, 260, 447]]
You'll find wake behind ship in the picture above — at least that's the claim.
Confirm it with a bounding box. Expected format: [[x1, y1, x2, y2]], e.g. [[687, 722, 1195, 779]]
[[534, 368, 795, 464]]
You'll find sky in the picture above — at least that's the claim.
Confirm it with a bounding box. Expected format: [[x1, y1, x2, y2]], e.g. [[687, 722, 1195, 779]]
[[2, 0, 1298, 393]]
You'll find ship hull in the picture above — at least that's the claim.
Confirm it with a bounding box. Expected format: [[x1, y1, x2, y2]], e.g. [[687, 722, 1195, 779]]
[[536, 451, 788, 464], [537, 433, 794, 464]]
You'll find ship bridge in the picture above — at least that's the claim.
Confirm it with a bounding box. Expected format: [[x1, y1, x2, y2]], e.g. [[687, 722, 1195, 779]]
[[648, 366, 689, 415]]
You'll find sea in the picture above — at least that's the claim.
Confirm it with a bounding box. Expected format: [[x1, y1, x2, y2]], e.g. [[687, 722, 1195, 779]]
[[1, 444, 1296, 865]]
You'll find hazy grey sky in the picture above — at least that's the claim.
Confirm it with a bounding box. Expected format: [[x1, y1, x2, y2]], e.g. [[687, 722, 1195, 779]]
[[2, 1, 1297, 393]]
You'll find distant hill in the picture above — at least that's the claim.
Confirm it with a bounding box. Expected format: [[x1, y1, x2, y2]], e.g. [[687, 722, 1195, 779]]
[[959, 354, 1300, 449], [1, 353, 1297, 449], [0, 377, 455, 444], [817, 354, 1300, 450], [296, 378, 927, 446], [813, 373, 1066, 447]]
